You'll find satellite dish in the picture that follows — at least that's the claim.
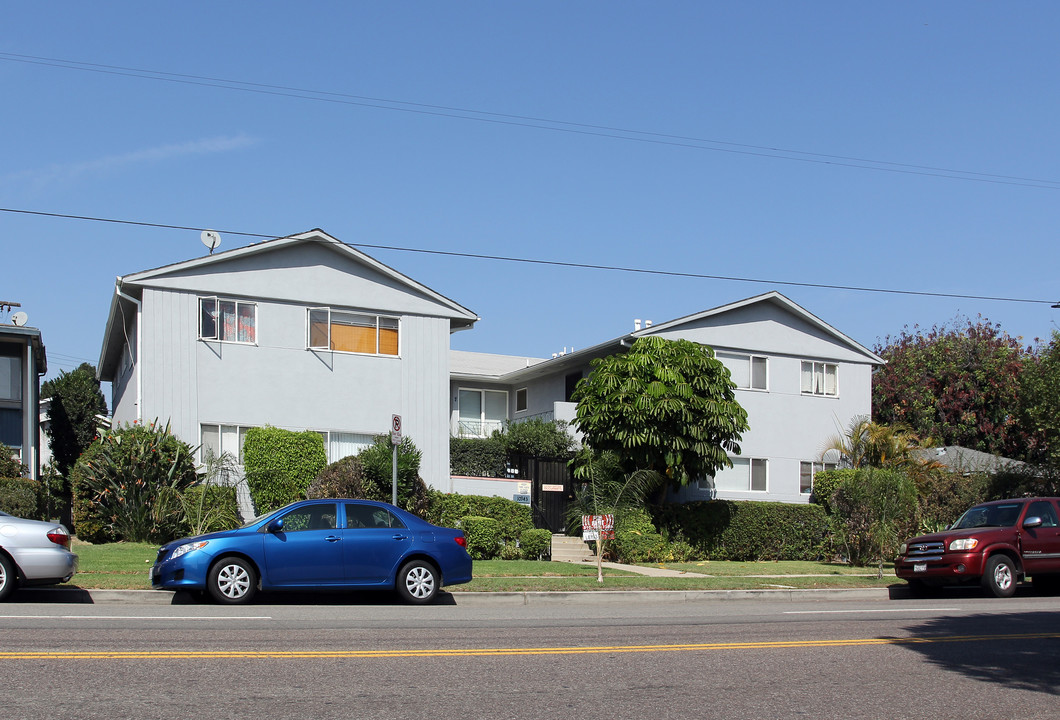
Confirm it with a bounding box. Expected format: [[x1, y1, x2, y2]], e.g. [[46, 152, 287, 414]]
[[200, 230, 222, 254], [10, 312, 27, 327]]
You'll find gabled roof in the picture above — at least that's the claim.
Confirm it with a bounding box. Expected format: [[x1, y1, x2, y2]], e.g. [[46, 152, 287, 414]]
[[453, 291, 883, 385], [99, 229, 479, 379]]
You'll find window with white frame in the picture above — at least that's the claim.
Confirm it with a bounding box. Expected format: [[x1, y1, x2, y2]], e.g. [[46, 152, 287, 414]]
[[308, 308, 399, 356], [458, 388, 507, 437], [313, 430, 375, 463], [200, 424, 256, 464], [200, 298, 256, 344], [801, 361, 838, 396], [800, 461, 837, 494], [717, 352, 768, 391], [515, 388, 528, 413], [700, 457, 768, 492]]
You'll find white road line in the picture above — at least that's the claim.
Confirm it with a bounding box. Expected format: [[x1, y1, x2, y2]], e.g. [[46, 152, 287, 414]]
[[0, 615, 272, 620], [783, 608, 962, 615]]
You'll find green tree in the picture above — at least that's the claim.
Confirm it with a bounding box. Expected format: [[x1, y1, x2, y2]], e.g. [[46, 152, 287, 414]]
[[1020, 331, 1060, 464], [821, 415, 921, 469], [872, 317, 1036, 460], [41, 363, 107, 524], [571, 336, 749, 488]]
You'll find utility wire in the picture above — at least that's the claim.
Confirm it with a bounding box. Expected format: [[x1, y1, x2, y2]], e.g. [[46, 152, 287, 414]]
[[3, 52, 1060, 191], [3, 206, 1055, 307]]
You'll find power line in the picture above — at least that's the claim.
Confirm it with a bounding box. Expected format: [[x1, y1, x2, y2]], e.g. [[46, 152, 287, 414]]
[[4, 52, 1060, 191], [3, 206, 1056, 307]]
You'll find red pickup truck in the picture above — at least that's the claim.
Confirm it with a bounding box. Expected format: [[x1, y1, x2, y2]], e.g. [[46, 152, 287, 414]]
[[894, 497, 1060, 597]]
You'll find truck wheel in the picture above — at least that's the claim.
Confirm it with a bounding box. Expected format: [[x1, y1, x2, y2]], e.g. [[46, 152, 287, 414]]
[[981, 555, 1017, 598]]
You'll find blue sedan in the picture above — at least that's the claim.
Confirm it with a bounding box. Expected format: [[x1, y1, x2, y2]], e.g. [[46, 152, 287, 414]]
[[151, 499, 472, 604]]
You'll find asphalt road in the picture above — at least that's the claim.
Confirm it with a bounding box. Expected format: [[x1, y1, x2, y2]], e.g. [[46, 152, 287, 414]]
[[3, 590, 1058, 720]]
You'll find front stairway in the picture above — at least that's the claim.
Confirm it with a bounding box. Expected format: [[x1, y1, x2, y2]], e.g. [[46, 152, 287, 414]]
[[550, 534, 595, 563]]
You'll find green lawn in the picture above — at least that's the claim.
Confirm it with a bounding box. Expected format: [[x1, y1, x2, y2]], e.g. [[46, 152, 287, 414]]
[[68, 540, 899, 592]]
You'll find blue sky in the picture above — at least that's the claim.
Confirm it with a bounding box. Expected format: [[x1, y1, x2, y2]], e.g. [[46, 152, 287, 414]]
[[4, 3, 1058, 396]]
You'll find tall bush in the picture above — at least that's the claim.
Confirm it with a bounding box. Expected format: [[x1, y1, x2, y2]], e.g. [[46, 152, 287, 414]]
[[0, 477, 41, 518], [71, 421, 198, 543], [828, 468, 917, 573], [427, 492, 533, 543], [243, 426, 327, 514], [450, 435, 507, 477], [357, 436, 431, 516]]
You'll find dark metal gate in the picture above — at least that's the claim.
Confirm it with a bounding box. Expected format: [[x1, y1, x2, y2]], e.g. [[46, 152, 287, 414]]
[[511, 455, 572, 533]]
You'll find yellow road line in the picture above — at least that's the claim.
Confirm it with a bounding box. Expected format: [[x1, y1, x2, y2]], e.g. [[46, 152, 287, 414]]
[[1, 632, 1056, 660]]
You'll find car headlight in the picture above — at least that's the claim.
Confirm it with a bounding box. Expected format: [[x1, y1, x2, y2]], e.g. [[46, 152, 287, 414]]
[[948, 538, 978, 551], [899, 543, 907, 555], [170, 540, 209, 560]]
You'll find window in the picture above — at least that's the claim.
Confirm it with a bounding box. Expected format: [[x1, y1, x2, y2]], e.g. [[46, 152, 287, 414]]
[[308, 308, 399, 356], [0, 408, 20, 451], [279, 503, 338, 532], [516, 388, 528, 413], [717, 353, 768, 391], [800, 461, 837, 494], [200, 298, 256, 344], [345, 503, 406, 529], [801, 361, 838, 396], [1026, 500, 1059, 528], [458, 388, 507, 437], [314, 430, 375, 463], [200, 424, 255, 464], [0, 355, 21, 402], [701, 457, 768, 492]]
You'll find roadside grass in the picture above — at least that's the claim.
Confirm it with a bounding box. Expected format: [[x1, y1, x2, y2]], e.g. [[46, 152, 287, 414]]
[[68, 541, 899, 592]]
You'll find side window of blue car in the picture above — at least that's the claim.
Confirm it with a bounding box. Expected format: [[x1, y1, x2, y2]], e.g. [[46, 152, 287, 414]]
[[280, 503, 338, 532], [345, 503, 406, 530]]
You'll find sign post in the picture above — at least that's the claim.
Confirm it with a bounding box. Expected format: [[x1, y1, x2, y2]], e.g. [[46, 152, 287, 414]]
[[581, 514, 615, 583], [391, 415, 402, 505]]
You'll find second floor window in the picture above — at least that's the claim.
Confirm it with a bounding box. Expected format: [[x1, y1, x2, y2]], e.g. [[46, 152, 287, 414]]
[[801, 361, 838, 396], [717, 352, 768, 391], [458, 388, 507, 437], [200, 298, 256, 344], [308, 308, 399, 356]]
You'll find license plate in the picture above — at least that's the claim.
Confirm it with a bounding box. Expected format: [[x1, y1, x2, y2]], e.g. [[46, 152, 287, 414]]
[[914, 563, 927, 573]]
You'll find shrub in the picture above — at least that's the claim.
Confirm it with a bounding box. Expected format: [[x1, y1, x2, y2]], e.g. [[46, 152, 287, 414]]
[[987, 462, 1060, 500], [499, 542, 523, 560], [243, 426, 327, 514], [914, 468, 989, 532], [71, 421, 198, 543], [181, 485, 241, 535], [0, 443, 26, 478], [357, 436, 431, 517], [519, 528, 553, 560], [651, 500, 829, 561], [0, 477, 41, 518], [504, 419, 577, 460], [427, 492, 533, 542], [450, 435, 507, 477], [461, 515, 501, 560], [308, 456, 376, 499], [828, 468, 917, 568]]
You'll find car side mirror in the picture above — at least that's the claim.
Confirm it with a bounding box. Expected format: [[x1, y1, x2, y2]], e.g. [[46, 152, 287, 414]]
[[267, 518, 285, 533], [1023, 516, 1043, 529]]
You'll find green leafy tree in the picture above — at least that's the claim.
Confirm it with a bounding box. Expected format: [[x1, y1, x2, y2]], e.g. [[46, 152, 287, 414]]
[[502, 419, 577, 459], [872, 317, 1036, 460], [571, 336, 749, 488], [1020, 331, 1060, 464], [41, 363, 107, 524]]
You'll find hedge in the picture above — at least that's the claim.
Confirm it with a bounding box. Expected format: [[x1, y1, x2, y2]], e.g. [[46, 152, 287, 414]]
[[0, 477, 41, 519], [650, 500, 828, 561], [450, 436, 507, 478], [427, 492, 533, 543], [519, 528, 553, 560], [461, 515, 502, 560], [243, 426, 327, 514]]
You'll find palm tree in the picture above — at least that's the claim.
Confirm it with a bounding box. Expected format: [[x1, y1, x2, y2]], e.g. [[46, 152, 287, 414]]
[[821, 415, 921, 469]]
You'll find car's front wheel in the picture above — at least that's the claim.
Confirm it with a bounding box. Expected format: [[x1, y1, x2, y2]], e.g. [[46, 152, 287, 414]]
[[0, 554, 16, 601], [982, 555, 1017, 598], [396, 559, 439, 604], [207, 556, 257, 604]]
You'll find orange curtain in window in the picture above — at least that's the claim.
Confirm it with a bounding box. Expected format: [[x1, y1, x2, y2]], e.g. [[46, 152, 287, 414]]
[[331, 324, 377, 353], [379, 327, 399, 355]]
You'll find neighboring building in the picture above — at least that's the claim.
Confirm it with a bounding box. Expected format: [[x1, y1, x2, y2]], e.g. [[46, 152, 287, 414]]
[[0, 317, 47, 481], [96, 229, 478, 511], [913, 446, 1025, 476], [450, 292, 885, 504]]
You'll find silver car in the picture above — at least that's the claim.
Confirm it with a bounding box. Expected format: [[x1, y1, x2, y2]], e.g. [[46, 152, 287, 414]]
[[0, 511, 78, 600]]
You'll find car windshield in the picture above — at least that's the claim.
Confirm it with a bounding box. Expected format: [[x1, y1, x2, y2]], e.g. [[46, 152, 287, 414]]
[[952, 502, 1024, 529]]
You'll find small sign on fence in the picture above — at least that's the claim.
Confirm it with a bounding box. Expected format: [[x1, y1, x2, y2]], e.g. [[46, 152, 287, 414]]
[[581, 514, 615, 541]]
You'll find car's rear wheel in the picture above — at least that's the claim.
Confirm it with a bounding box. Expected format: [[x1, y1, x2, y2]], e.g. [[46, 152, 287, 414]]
[[396, 559, 439, 604], [982, 555, 1017, 598], [0, 554, 15, 601], [207, 557, 257, 604]]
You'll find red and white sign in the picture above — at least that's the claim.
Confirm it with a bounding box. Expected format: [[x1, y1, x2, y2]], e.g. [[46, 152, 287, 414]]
[[391, 414, 402, 445], [581, 514, 615, 541]]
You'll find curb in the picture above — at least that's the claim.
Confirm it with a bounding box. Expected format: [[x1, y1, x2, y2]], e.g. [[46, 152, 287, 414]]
[[12, 586, 903, 606]]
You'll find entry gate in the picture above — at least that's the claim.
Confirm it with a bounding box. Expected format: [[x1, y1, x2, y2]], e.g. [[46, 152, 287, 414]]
[[510, 454, 572, 533]]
